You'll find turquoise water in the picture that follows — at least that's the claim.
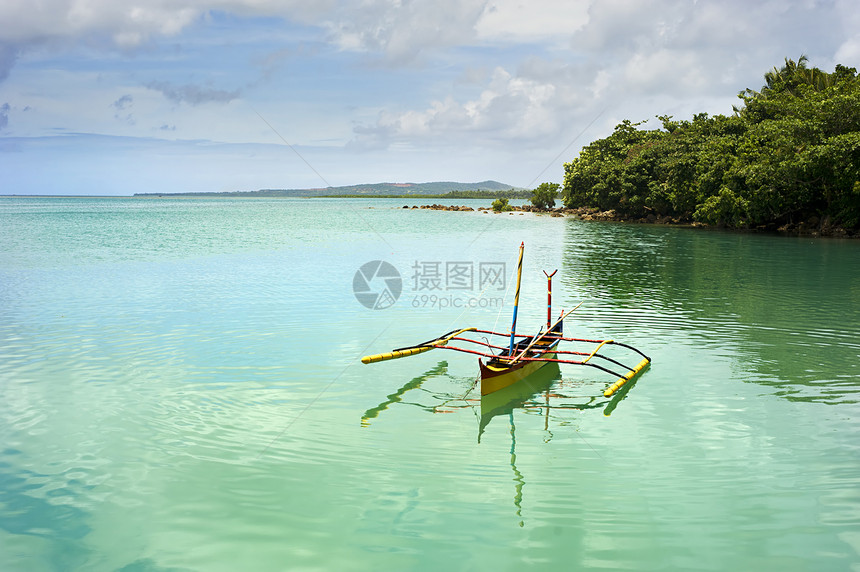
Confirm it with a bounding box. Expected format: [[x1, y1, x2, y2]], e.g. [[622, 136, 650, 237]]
[[1, 197, 859, 571]]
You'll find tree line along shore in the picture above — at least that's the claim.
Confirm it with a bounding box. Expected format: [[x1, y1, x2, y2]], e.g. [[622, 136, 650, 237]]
[[558, 57, 859, 237], [423, 57, 860, 238]]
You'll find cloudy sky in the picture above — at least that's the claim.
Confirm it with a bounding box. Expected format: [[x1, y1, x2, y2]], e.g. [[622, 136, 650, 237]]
[[0, 0, 858, 195]]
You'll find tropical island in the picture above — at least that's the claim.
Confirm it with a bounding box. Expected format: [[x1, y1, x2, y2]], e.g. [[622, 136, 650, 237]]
[[556, 57, 859, 237]]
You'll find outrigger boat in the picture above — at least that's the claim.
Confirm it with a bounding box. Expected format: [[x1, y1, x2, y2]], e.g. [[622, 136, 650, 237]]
[[361, 243, 651, 397]]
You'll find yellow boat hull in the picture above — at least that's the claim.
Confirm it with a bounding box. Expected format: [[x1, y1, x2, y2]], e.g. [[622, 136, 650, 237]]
[[479, 351, 558, 396]]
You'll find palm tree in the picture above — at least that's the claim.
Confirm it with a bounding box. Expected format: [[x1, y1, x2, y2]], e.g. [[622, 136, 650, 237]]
[[735, 56, 835, 114], [762, 55, 809, 96]]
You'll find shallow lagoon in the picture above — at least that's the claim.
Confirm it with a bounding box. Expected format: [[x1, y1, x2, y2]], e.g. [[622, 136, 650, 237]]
[[1, 197, 859, 570]]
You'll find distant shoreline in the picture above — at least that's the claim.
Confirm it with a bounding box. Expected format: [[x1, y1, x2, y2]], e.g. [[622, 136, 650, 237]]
[[132, 180, 528, 199], [131, 191, 533, 200], [4, 194, 854, 237], [2, 194, 522, 200]]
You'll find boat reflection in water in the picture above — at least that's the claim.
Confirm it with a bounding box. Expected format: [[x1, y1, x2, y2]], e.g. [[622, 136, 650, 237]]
[[478, 359, 643, 438], [477, 362, 564, 527], [478, 364, 648, 525], [478, 361, 563, 441], [362, 361, 647, 526], [360, 361, 450, 427], [361, 357, 646, 432]]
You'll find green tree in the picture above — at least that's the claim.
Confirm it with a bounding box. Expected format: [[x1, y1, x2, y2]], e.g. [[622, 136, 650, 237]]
[[562, 119, 662, 215], [562, 59, 860, 231], [530, 182, 560, 210], [491, 197, 513, 212]]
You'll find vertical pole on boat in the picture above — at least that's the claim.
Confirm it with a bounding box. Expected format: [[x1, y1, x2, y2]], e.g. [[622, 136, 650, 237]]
[[543, 269, 557, 329], [508, 242, 525, 354]]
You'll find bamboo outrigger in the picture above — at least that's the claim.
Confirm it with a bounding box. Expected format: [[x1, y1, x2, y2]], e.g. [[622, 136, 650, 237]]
[[361, 243, 651, 397]]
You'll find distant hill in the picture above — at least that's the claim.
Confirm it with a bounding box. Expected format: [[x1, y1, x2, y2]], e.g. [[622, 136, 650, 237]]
[[135, 180, 521, 198]]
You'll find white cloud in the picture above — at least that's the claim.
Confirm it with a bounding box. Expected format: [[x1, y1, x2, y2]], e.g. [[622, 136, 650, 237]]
[[347, 0, 858, 151], [0, 1, 198, 45], [349, 0, 860, 151], [835, 38, 860, 65], [475, 0, 589, 42], [832, 0, 860, 66], [324, 0, 487, 62], [353, 63, 597, 150], [0, 0, 583, 74], [0, 1, 340, 82], [622, 49, 709, 96]]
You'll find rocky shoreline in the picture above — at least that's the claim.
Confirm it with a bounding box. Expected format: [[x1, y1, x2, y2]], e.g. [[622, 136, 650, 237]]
[[402, 203, 858, 238]]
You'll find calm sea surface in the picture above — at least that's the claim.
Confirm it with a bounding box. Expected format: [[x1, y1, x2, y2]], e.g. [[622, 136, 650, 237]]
[[1, 197, 859, 571]]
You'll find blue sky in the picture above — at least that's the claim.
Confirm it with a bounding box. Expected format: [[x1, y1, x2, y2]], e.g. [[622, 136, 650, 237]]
[[1, 0, 858, 195]]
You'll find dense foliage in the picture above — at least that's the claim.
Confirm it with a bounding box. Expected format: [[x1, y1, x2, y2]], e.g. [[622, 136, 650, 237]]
[[492, 197, 514, 212], [562, 58, 860, 229], [435, 189, 531, 199], [530, 182, 560, 210]]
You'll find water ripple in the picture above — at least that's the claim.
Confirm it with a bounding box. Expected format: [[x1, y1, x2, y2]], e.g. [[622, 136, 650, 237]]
[[2, 198, 859, 570]]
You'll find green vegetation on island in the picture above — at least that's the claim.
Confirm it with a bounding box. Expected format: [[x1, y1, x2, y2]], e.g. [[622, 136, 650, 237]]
[[491, 197, 514, 212], [326, 189, 532, 199], [562, 57, 860, 233], [135, 181, 526, 198], [530, 182, 560, 210]]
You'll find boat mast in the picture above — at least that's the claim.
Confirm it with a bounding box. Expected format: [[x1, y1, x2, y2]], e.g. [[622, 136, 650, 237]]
[[543, 269, 557, 329], [508, 242, 525, 354]]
